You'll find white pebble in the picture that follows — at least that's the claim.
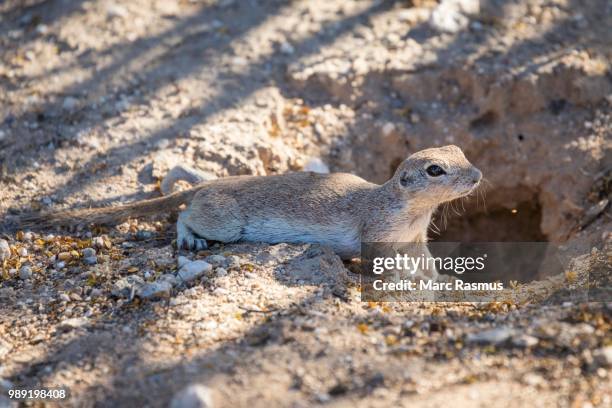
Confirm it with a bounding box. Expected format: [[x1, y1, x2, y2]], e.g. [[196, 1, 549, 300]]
[[381, 122, 395, 136], [0, 240, 10, 261], [280, 42, 294, 55], [62, 96, 78, 111], [170, 384, 214, 408], [303, 157, 329, 174]]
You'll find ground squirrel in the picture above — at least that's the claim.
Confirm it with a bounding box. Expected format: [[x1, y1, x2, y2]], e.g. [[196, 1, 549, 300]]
[[21, 145, 482, 259]]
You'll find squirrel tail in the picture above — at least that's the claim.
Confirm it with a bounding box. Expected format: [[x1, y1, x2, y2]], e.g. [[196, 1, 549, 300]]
[[18, 188, 198, 229]]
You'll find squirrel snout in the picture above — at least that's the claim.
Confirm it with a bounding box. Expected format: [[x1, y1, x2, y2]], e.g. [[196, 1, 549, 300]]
[[470, 168, 482, 184]]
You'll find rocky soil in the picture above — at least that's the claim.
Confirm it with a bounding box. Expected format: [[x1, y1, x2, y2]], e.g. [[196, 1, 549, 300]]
[[0, 0, 610, 407]]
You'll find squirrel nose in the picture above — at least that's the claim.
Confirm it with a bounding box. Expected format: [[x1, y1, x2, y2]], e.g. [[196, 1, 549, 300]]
[[471, 168, 482, 184]]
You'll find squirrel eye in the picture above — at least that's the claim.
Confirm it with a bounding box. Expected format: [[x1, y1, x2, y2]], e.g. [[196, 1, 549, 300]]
[[426, 165, 446, 177]]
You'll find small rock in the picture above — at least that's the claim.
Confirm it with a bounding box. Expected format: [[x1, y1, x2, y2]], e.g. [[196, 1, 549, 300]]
[[70, 293, 82, 301], [280, 41, 294, 55], [593, 346, 612, 368], [226, 255, 242, 269], [231, 57, 248, 67], [177, 256, 191, 268], [59, 293, 71, 302], [56, 261, 66, 269], [205, 255, 226, 266], [23, 232, 33, 241], [156, 138, 170, 150], [137, 281, 172, 300], [58, 318, 88, 331], [115, 99, 130, 112], [82, 247, 96, 257], [0, 378, 14, 392], [135, 230, 154, 240], [522, 373, 544, 387], [366, 372, 385, 389], [90, 288, 103, 298], [58, 251, 72, 261], [83, 256, 97, 265], [111, 275, 145, 298], [216, 268, 228, 277], [303, 157, 330, 174], [466, 327, 513, 345], [159, 274, 179, 287], [0, 288, 15, 299], [177, 261, 212, 283], [511, 334, 539, 348], [92, 236, 106, 249], [430, 0, 478, 33], [213, 287, 229, 296], [0, 338, 12, 359], [17, 247, 28, 257], [581, 199, 609, 228], [35, 23, 48, 35], [0, 240, 10, 261], [106, 3, 128, 18], [62, 96, 79, 111], [170, 384, 214, 408], [19, 266, 32, 280], [381, 122, 395, 137]]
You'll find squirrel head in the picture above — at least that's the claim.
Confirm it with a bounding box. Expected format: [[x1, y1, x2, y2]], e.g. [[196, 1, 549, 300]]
[[390, 145, 482, 209]]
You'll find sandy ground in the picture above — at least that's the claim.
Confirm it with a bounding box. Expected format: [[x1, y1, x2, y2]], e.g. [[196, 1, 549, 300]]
[[0, 0, 611, 407]]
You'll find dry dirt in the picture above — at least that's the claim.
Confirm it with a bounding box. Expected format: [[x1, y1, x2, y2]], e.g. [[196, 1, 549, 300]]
[[0, 0, 611, 407]]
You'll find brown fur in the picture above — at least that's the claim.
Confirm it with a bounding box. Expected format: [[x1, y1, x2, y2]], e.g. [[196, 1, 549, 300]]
[[19, 188, 198, 229]]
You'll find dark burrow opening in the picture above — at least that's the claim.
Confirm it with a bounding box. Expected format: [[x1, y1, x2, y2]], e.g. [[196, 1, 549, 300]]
[[432, 199, 547, 243], [431, 199, 553, 283]]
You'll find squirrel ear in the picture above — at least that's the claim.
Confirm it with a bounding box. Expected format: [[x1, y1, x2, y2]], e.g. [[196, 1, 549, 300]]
[[399, 171, 413, 187]]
